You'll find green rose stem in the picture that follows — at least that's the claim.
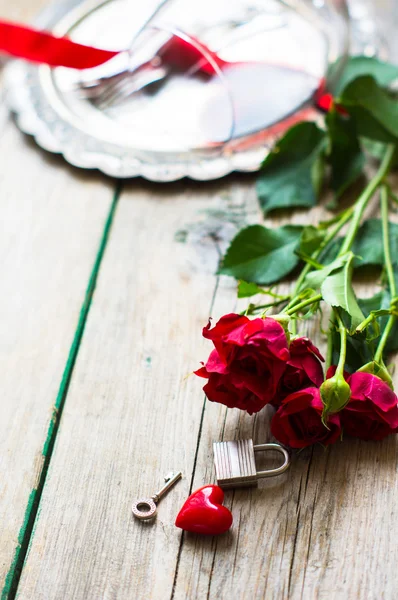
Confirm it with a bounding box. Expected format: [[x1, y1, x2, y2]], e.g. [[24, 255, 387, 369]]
[[324, 144, 396, 371], [325, 312, 335, 372], [319, 310, 351, 420], [334, 311, 347, 377], [374, 183, 397, 363], [338, 144, 396, 256], [285, 293, 322, 316], [246, 297, 289, 315], [292, 207, 355, 298], [286, 207, 355, 334], [250, 207, 356, 319], [249, 146, 396, 335], [290, 141, 395, 319]]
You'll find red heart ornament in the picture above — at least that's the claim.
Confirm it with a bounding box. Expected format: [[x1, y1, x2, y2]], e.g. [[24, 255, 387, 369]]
[[175, 485, 233, 535]]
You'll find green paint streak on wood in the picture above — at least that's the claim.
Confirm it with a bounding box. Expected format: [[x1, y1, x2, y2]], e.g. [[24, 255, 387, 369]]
[[1, 491, 36, 600], [1, 184, 122, 600]]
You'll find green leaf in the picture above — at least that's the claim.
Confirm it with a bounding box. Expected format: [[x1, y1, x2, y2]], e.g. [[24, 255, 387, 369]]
[[326, 109, 365, 198], [218, 224, 303, 285], [321, 219, 398, 268], [339, 76, 398, 143], [321, 255, 364, 330], [318, 239, 340, 265], [256, 122, 327, 215], [353, 219, 398, 267], [304, 254, 348, 289], [331, 329, 373, 373], [331, 56, 398, 97], [332, 281, 398, 372], [237, 281, 265, 298], [359, 289, 398, 354], [298, 225, 326, 256]]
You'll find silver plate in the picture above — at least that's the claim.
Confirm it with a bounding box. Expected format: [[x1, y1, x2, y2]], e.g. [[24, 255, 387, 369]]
[[4, 0, 379, 181]]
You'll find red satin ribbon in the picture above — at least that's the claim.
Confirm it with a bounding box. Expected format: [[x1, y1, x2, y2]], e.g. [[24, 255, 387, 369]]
[[0, 20, 119, 68], [0, 18, 226, 75], [0, 19, 222, 74], [0, 18, 329, 113]]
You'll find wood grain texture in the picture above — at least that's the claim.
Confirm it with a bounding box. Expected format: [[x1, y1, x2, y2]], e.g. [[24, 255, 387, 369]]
[[15, 178, 257, 599], [170, 186, 398, 600], [6, 1, 398, 598], [16, 175, 398, 600], [172, 312, 398, 600], [0, 90, 114, 590]]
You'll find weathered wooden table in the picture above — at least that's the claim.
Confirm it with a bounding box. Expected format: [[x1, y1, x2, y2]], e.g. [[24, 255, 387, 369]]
[[1, 1, 398, 599]]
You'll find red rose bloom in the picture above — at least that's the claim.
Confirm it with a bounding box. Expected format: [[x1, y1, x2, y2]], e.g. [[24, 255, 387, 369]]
[[271, 387, 341, 448], [341, 372, 398, 441], [195, 313, 289, 414], [275, 337, 324, 405]]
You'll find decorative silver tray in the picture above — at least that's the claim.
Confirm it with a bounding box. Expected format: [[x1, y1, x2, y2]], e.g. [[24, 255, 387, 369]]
[[4, 0, 381, 181]]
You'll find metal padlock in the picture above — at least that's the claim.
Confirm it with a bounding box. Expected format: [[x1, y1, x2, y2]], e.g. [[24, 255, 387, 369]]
[[213, 439, 290, 489]]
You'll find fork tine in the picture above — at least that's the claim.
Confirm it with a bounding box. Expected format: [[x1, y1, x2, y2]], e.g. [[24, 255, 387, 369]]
[[79, 71, 130, 100], [92, 75, 131, 108], [93, 66, 168, 110], [95, 76, 134, 110]]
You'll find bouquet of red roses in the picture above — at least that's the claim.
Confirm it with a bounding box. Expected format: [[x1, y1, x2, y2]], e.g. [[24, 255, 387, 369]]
[[195, 57, 398, 448]]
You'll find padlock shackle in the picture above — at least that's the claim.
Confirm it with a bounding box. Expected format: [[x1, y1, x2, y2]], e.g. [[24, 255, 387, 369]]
[[253, 443, 290, 478]]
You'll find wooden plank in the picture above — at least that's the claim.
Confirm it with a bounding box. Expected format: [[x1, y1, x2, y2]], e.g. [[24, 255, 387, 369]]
[[171, 193, 398, 597], [15, 179, 254, 599], [171, 211, 330, 600], [17, 172, 398, 600], [175, 429, 398, 600], [12, 3, 398, 597], [168, 190, 398, 598], [172, 311, 398, 600], [0, 78, 115, 595]]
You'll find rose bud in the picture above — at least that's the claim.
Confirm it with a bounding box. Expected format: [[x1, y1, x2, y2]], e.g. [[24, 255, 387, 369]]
[[320, 372, 351, 417], [271, 387, 341, 448], [341, 372, 398, 441], [195, 313, 289, 414], [275, 337, 324, 405]]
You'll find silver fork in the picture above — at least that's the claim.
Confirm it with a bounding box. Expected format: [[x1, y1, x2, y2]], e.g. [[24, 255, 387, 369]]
[[80, 60, 169, 110], [77, 0, 172, 109], [77, 11, 287, 110]]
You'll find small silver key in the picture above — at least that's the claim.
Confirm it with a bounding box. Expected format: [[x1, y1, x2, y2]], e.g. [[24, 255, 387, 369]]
[[132, 471, 182, 520], [213, 439, 290, 489]]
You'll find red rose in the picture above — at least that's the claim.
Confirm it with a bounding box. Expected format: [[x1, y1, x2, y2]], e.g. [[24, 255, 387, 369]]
[[275, 337, 324, 404], [341, 372, 398, 441], [195, 313, 289, 414], [271, 387, 341, 448], [314, 79, 349, 116]]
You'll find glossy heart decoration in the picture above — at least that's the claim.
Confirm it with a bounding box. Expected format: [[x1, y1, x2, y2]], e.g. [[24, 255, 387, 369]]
[[175, 485, 233, 535]]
